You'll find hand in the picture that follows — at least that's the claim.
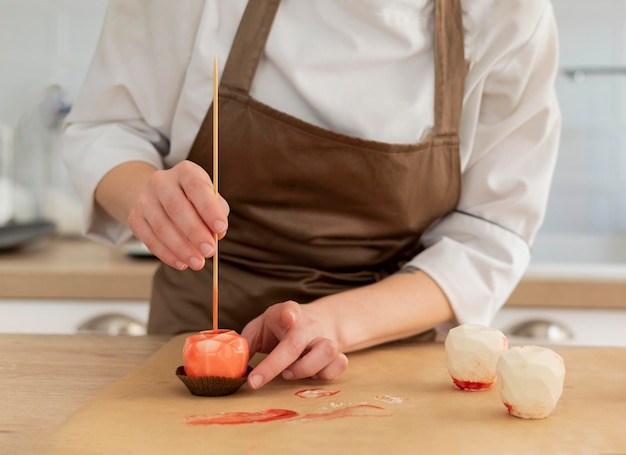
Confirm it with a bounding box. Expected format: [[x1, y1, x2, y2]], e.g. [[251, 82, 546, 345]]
[[241, 300, 349, 390], [127, 160, 229, 271]]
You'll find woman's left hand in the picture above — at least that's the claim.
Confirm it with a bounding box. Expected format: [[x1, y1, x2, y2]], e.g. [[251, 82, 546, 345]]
[[241, 300, 349, 390]]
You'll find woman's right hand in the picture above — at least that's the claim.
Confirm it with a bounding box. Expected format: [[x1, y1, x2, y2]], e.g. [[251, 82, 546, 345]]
[[124, 160, 229, 271]]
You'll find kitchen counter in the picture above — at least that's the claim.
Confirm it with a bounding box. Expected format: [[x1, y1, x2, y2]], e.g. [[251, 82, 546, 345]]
[[4, 334, 624, 454], [0, 235, 158, 300], [507, 276, 626, 310], [0, 333, 168, 454], [2, 235, 626, 310]]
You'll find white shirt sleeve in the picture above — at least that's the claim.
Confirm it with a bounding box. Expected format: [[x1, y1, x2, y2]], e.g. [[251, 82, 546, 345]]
[[62, 0, 204, 244], [410, 1, 561, 327]]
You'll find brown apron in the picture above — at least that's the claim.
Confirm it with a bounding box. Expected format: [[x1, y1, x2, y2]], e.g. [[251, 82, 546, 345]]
[[148, 0, 465, 335]]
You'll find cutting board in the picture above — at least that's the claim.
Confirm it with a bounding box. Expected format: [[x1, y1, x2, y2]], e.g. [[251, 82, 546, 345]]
[[52, 335, 626, 454]]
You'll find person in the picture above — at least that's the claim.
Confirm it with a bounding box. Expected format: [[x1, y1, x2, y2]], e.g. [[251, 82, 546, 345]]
[[63, 0, 561, 390]]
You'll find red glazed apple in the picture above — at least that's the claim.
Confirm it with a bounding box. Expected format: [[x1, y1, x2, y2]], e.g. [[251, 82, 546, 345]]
[[183, 329, 249, 378]]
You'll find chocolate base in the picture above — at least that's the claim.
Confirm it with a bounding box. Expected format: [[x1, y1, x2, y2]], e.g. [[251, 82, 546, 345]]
[[175, 366, 250, 397]]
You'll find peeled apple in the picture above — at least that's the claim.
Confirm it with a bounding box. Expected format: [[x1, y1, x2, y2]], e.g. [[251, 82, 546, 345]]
[[496, 345, 566, 419], [445, 324, 508, 391]]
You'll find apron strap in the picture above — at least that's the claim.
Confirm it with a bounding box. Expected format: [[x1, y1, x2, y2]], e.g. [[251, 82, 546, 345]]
[[220, 0, 281, 94], [203, 0, 465, 136], [433, 0, 467, 136]]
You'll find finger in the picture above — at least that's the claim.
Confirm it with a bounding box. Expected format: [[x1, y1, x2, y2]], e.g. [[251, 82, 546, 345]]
[[177, 161, 229, 238], [129, 216, 189, 271], [247, 328, 309, 388], [214, 193, 230, 240], [242, 301, 300, 355], [262, 301, 301, 341], [151, 168, 217, 259], [281, 338, 341, 381], [248, 338, 307, 390], [240, 315, 265, 355], [131, 190, 206, 271], [310, 352, 349, 381]]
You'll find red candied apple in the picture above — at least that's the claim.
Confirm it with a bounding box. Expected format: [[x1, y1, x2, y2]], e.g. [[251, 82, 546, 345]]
[[183, 329, 249, 378]]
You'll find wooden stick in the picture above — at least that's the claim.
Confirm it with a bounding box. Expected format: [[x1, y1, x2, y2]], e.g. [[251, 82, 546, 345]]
[[212, 55, 219, 332]]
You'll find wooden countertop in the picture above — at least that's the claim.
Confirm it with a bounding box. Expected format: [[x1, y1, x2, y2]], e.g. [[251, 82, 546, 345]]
[[1, 235, 626, 310], [0, 334, 168, 454], [0, 235, 159, 300], [506, 276, 626, 310], [8, 334, 624, 455]]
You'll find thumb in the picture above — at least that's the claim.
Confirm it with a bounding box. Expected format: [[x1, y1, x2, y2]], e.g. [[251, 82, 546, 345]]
[[263, 300, 301, 339], [241, 301, 301, 354], [278, 300, 301, 330]]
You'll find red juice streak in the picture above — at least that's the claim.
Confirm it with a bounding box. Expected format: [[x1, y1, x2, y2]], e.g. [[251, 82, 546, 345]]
[[184, 405, 391, 426], [186, 409, 298, 425], [503, 402, 515, 415], [297, 404, 391, 422], [452, 378, 494, 391], [295, 388, 340, 399]]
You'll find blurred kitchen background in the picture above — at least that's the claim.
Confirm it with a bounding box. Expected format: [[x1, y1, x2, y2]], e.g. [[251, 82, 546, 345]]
[[0, 0, 107, 233], [1, 0, 625, 345]]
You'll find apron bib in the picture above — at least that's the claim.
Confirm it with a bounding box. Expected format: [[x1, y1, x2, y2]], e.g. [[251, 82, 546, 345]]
[[149, 0, 465, 334]]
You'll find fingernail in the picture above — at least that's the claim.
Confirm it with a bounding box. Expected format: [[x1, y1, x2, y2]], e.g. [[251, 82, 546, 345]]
[[287, 309, 298, 323], [175, 261, 188, 271], [282, 370, 294, 380], [189, 256, 203, 269], [213, 220, 227, 233], [249, 374, 263, 389], [199, 243, 214, 257]]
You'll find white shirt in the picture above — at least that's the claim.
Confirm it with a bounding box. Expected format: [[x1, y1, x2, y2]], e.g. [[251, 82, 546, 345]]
[[63, 0, 561, 327]]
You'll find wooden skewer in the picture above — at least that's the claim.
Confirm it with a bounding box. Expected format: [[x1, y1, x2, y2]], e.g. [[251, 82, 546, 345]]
[[212, 55, 219, 332]]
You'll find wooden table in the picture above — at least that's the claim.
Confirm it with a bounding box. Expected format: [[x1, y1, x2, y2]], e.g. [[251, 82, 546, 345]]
[[0, 334, 168, 454], [4, 334, 626, 454]]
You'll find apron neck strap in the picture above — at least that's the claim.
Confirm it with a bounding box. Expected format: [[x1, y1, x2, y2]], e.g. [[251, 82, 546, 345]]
[[433, 0, 467, 136], [221, 0, 281, 93], [221, 0, 466, 135]]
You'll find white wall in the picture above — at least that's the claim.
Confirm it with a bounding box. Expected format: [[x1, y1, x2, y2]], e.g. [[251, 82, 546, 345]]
[[0, 0, 625, 238], [544, 0, 626, 236], [0, 0, 108, 126]]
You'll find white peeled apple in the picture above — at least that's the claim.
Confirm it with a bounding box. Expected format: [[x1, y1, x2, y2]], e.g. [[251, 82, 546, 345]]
[[496, 345, 565, 419], [445, 324, 508, 391]]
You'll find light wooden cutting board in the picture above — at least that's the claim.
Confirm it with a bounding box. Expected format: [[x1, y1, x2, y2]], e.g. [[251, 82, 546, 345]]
[[52, 335, 626, 454]]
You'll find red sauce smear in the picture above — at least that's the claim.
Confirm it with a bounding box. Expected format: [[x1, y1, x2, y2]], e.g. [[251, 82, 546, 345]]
[[185, 409, 298, 425], [184, 404, 390, 426], [503, 402, 515, 415], [452, 378, 494, 391], [295, 388, 340, 398]]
